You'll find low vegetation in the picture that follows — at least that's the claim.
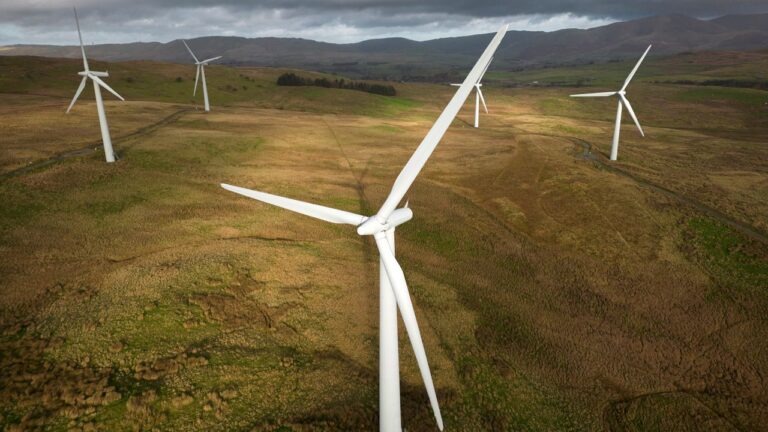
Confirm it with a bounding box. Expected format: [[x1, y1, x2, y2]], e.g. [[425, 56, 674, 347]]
[[0, 52, 766, 430]]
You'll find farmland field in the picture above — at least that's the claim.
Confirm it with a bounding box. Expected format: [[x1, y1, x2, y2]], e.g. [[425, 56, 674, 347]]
[[1, 52, 767, 431]]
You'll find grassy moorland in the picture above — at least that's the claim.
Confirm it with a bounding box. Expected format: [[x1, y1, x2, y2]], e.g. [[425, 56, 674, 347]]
[[0, 51, 766, 431]]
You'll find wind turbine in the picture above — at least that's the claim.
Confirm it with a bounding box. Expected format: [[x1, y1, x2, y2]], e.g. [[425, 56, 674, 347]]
[[221, 25, 509, 431], [570, 45, 652, 161], [182, 40, 222, 112], [451, 56, 494, 128], [66, 7, 125, 163]]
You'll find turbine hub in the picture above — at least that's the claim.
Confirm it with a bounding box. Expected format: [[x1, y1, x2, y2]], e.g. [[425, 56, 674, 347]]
[[356, 207, 413, 236]]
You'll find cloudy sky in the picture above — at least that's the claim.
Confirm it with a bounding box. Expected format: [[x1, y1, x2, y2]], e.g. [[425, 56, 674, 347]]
[[1, 0, 767, 45]]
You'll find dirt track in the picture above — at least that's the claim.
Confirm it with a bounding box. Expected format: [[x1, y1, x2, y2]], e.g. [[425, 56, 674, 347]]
[[567, 136, 768, 245], [0, 107, 192, 181]]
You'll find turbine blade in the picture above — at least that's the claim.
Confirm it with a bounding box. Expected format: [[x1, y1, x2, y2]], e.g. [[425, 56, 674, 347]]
[[375, 24, 508, 221], [619, 94, 644, 137], [478, 55, 494, 82], [194, 65, 200, 96], [621, 44, 652, 91], [90, 74, 124, 101], [73, 7, 89, 72], [201, 56, 222, 64], [220, 183, 366, 226], [477, 87, 488, 113], [570, 91, 617, 98], [374, 234, 444, 431], [66, 76, 88, 113], [182, 40, 199, 63]]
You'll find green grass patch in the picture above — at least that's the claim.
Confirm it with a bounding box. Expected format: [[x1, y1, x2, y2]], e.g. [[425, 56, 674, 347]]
[[124, 302, 220, 354], [128, 135, 263, 173], [374, 94, 419, 116], [551, 123, 589, 136], [409, 223, 459, 256], [675, 86, 767, 108], [0, 183, 48, 224], [687, 217, 768, 301], [371, 124, 402, 134], [85, 193, 147, 219], [453, 353, 589, 431]]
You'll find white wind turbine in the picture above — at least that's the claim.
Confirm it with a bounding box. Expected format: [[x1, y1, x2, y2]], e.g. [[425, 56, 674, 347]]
[[66, 7, 125, 163], [571, 45, 652, 161], [182, 40, 222, 112], [451, 56, 495, 128], [221, 25, 509, 432]]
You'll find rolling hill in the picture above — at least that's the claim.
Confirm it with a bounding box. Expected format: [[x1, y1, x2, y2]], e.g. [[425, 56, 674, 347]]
[[2, 14, 768, 79]]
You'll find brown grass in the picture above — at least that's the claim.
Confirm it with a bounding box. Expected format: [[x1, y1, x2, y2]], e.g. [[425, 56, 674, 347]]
[[1, 65, 767, 431]]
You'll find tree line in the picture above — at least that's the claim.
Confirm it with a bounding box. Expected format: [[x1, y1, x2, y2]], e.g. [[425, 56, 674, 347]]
[[657, 79, 768, 91], [276, 73, 396, 96]]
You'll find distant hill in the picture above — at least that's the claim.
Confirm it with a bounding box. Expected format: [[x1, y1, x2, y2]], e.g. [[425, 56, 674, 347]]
[[2, 13, 768, 80]]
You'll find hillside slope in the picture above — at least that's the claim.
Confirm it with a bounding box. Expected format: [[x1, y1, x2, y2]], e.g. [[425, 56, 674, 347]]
[[2, 14, 768, 79]]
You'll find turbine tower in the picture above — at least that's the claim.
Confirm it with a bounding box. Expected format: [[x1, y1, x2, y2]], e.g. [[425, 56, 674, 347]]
[[182, 40, 222, 112], [451, 56, 495, 128], [66, 7, 125, 163], [221, 25, 509, 431], [570, 45, 652, 161]]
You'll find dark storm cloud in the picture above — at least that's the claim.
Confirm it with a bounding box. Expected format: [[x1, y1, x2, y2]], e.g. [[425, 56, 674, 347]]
[[230, 0, 768, 18], [7, 0, 767, 20], [1, 0, 766, 45]]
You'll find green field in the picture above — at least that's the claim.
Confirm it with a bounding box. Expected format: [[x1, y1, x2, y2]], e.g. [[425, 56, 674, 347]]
[[1, 50, 767, 431]]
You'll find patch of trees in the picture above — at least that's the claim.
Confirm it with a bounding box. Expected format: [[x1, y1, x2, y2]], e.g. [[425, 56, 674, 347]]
[[276, 72, 396, 96]]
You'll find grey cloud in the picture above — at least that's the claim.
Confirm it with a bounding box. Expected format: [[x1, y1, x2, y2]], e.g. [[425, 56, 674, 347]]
[[1, 0, 766, 45]]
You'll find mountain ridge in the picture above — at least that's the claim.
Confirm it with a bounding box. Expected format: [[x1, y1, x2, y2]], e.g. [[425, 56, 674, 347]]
[[2, 13, 767, 79]]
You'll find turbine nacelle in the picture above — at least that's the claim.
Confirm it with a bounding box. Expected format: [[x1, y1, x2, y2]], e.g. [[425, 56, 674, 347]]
[[356, 207, 413, 236], [195, 57, 222, 66], [78, 71, 109, 77]]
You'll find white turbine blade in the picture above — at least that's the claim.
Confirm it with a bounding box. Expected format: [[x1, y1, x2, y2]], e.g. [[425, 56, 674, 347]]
[[477, 86, 488, 113], [374, 235, 444, 431], [73, 7, 89, 72], [182, 40, 199, 63], [570, 91, 617, 98], [66, 76, 88, 113], [193, 65, 200, 96], [621, 44, 652, 91], [201, 56, 222, 64], [478, 55, 494, 82], [619, 94, 644, 137], [89, 74, 124, 101], [221, 183, 366, 225], [375, 24, 508, 221], [449, 83, 461, 87]]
